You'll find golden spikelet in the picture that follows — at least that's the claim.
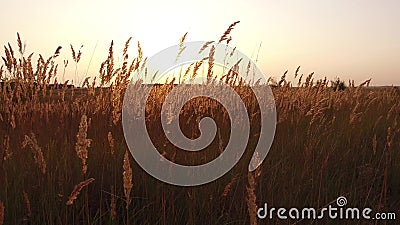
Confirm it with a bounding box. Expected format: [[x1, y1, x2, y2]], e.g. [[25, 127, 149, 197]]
[[66, 178, 95, 206], [230, 46, 237, 57], [70, 44, 83, 63], [175, 32, 188, 62], [226, 36, 232, 44], [221, 177, 236, 197], [0, 201, 4, 225], [191, 60, 203, 79], [17, 32, 24, 55], [183, 62, 194, 80], [22, 132, 46, 174], [75, 115, 92, 175], [54, 46, 62, 57], [81, 77, 91, 88], [137, 41, 143, 62], [123, 37, 132, 56], [70, 44, 76, 62], [207, 45, 215, 79], [123, 151, 133, 208], [198, 41, 214, 54], [218, 21, 240, 43]]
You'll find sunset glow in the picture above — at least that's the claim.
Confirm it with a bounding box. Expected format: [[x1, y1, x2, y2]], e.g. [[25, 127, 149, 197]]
[[1, 0, 399, 85]]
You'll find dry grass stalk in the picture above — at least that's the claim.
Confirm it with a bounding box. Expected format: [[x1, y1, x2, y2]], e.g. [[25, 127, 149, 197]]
[[22, 191, 31, 218], [100, 41, 114, 86], [207, 45, 215, 80], [221, 177, 236, 197], [218, 21, 240, 43], [17, 32, 25, 55], [230, 46, 237, 57], [110, 185, 116, 220], [0, 201, 4, 225], [70, 44, 82, 63], [75, 115, 92, 175], [81, 77, 91, 88], [137, 41, 143, 62], [2, 135, 12, 161], [246, 172, 258, 225], [191, 60, 203, 79], [198, 41, 214, 54], [107, 131, 115, 155], [22, 133, 46, 174], [66, 178, 95, 206], [123, 37, 132, 56], [175, 32, 188, 62], [123, 151, 133, 208], [54, 46, 62, 57]]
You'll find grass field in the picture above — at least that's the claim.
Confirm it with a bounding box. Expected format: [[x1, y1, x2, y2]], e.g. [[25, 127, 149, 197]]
[[0, 31, 399, 225]]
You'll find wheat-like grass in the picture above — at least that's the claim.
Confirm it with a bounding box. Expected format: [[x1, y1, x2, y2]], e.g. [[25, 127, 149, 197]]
[[175, 32, 188, 62], [66, 178, 95, 206], [207, 45, 215, 80], [1, 28, 399, 224], [75, 115, 92, 175], [221, 177, 236, 197], [198, 41, 214, 54], [21, 133, 46, 174], [218, 21, 240, 43]]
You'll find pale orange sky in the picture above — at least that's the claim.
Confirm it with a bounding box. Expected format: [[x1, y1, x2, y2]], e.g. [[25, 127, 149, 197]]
[[1, 0, 399, 85]]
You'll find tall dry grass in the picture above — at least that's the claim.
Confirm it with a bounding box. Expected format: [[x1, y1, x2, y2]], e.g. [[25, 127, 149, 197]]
[[0, 29, 399, 225]]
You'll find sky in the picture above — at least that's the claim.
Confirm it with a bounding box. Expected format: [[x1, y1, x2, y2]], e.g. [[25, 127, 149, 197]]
[[1, 0, 399, 86]]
